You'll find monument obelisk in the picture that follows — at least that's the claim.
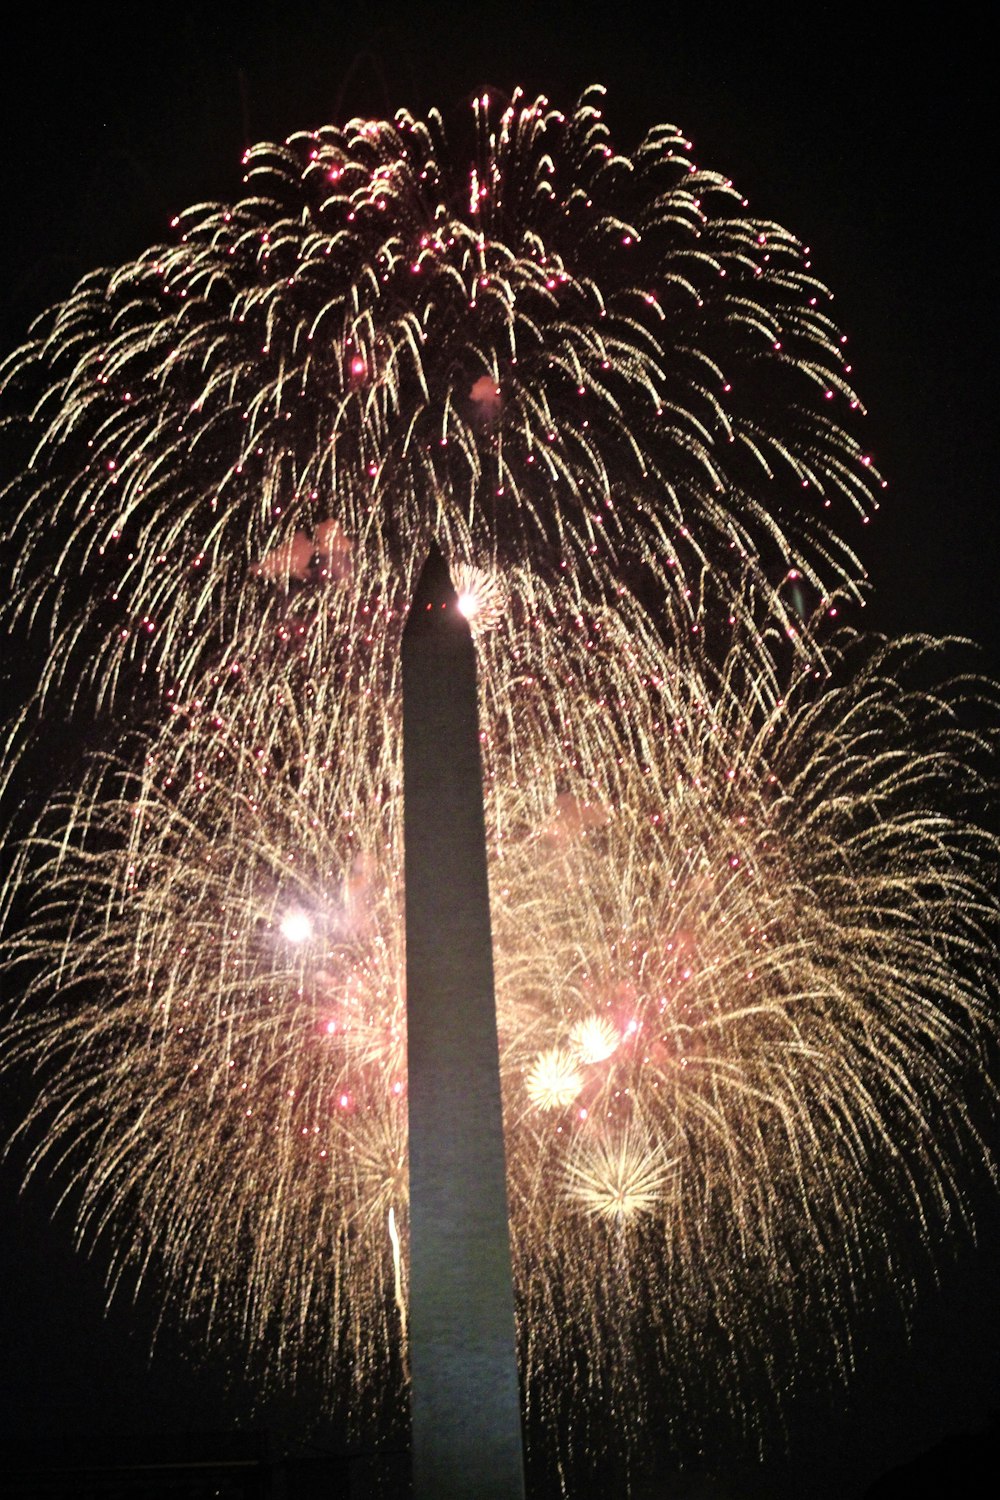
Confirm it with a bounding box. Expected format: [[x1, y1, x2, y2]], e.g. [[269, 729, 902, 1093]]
[[402, 543, 526, 1500]]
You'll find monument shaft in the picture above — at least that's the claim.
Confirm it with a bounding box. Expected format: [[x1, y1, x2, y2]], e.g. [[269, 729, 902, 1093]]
[[402, 547, 526, 1500]]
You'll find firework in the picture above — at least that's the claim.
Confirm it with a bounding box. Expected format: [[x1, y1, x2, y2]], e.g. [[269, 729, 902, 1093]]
[[0, 88, 880, 730], [3, 561, 996, 1462], [0, 85, 995, 1485], [563, 1126, 676, 1224]]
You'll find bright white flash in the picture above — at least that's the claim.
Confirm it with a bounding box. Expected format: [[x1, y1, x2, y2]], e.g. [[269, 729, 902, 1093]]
[[456, 590, 480, 620], [280, 909, 314, 944]]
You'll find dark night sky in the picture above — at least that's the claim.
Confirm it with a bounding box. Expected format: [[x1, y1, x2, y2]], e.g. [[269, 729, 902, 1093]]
[[0, 5, 998, 1496]]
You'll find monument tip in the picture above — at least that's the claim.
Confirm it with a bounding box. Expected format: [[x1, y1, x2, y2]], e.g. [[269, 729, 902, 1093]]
[[404, 540, 465, 638]]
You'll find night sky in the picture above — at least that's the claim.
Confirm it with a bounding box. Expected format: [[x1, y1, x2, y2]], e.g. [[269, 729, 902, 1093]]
[[1, 5, 997, 1496]]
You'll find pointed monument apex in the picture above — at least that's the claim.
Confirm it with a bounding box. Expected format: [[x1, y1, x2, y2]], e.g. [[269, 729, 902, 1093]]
[[406, 538, 458, 621]]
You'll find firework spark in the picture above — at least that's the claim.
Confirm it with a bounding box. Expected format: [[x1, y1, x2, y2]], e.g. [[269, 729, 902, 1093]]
[[569, 1014, 620, 1066], [564, 1126, 676, 1224], [525, 1048, 585, 1112]]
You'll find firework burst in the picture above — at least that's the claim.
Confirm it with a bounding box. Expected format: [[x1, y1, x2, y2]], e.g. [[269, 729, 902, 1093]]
[[0, 87, 879, 727], [563, 1125, 676, 1224], [3, 556, 995, 1460]]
